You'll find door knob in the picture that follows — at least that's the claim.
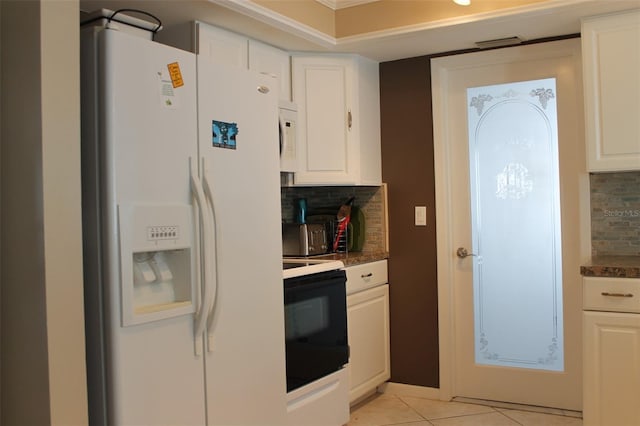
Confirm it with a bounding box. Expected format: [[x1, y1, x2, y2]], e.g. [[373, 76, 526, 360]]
[[456, 247, 476, 258]]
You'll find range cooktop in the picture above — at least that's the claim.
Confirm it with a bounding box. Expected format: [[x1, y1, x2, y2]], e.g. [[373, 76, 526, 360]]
[[282, 258, 344, 279]]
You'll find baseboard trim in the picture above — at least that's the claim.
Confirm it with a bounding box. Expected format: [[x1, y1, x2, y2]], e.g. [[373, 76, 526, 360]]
[[377, 382, 444, 401]]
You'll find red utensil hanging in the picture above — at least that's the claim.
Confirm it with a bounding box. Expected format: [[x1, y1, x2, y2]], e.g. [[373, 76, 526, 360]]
[[333, 197, 355, 252], [333, 216, 351, 252]]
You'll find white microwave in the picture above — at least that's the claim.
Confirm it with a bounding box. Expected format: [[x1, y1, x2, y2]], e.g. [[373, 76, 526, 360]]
[[279, 101, 298, 173]]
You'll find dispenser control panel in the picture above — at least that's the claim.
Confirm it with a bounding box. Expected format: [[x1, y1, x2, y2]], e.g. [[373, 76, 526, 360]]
[[147, 225, 179, 241]]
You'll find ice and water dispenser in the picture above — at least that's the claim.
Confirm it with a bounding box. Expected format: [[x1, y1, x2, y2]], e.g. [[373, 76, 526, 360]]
[[118, 204, 196, 326]]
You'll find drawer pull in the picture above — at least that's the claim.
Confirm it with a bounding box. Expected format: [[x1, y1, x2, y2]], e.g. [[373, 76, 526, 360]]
[[361, 273, 373, 278], [601, 292, 634, 298]]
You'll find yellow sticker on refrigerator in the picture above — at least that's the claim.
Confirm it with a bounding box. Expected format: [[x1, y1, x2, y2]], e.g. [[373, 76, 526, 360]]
[[167, 62, 184, 88]]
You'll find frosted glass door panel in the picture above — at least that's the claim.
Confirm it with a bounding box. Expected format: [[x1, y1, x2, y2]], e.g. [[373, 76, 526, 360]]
[[467, 78, 563, 372]]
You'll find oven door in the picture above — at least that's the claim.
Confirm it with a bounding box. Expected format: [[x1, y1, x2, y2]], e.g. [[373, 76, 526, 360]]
[[284, 269, 349, 392]]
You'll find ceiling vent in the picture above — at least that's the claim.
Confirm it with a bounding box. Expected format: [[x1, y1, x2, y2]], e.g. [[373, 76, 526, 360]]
[[315, 0, 380, 10], [475, 36, 523, 49]]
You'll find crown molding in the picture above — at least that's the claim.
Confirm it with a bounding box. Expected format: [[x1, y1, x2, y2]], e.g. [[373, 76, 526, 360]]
[[330, 0, 589, 44], [212, 0, 336, 47], [209, 0, 631, 61], [216, 0, 589, 48]]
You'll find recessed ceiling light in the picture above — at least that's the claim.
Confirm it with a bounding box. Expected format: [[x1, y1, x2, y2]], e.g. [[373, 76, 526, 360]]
[[453, 0, 471, 5]]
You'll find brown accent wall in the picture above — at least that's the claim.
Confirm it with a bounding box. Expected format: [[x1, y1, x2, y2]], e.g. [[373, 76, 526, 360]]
[[380, 57, 439, 387]]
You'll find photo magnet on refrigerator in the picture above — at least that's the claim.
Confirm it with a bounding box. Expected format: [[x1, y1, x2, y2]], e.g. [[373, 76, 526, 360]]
[[212, 120, 238, 150]]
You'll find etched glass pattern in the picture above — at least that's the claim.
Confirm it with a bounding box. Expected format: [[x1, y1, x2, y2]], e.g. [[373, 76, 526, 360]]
[[467, 78, 564, 371]]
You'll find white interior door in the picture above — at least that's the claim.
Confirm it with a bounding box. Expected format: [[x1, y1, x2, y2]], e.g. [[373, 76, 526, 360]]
[[432, 38, 590, 411]]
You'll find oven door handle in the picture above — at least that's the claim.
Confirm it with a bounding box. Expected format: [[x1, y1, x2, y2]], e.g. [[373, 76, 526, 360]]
[[190, 157, 213, 355], [202, 159, 219, 352]]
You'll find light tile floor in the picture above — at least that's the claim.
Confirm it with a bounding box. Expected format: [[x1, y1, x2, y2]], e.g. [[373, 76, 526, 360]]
[[347, 393, 583, 426]]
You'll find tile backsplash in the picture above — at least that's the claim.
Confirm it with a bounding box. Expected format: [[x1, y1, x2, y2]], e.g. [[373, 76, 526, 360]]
[[590, 172, 640, 256], [280, 185, 387, 253]]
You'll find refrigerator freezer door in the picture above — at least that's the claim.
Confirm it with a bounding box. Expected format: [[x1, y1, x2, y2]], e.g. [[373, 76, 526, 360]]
[[84, 28, 206, 425], [197, 58, 288, 424]]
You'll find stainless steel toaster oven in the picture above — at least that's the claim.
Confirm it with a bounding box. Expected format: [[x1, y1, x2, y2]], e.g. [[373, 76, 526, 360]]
[[282, 223, 328, 256]]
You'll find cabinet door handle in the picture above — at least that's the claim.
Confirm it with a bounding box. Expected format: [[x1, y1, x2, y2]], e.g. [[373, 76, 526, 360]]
[[361, 273, 373, 278], [601, 292, 634, 298], [348, 109, 352, 131]]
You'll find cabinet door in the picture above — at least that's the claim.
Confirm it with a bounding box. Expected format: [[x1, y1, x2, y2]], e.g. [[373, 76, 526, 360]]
[[583, 311, 640, 426], [196, 23, 248, 69], [582, 11, 640, 171], [248, 40, 291, 103], [347, 284, 390, 403], [292, 56, 358, 185]]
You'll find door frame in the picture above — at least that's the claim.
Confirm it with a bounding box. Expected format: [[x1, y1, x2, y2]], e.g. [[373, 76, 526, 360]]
[[431, 39, 593, 403]]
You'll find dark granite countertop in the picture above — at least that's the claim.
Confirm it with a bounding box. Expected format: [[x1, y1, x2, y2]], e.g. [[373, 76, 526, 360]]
[[580, 255, 640, 278], [313, 251, 389, 267]]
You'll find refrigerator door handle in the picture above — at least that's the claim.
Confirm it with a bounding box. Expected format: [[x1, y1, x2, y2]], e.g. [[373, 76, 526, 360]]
[[202, 161, 219, 352], [190, 157, 213, 355]]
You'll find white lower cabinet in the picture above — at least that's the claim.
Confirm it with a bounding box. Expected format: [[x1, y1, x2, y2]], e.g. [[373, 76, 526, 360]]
[[583, 277, 640, 426], [583, 312, 640, 426], [346, 260, 390, 404]]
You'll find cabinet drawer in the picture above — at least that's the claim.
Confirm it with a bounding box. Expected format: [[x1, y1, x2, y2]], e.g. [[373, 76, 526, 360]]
[[583, 277, 640, 313], [345, 260, 388, 295]]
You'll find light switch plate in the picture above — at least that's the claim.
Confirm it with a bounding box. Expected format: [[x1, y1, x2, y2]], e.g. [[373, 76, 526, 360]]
[[415, 206, 427, 226]]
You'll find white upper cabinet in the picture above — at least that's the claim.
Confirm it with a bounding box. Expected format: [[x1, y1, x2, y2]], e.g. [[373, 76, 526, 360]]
[[195, 23, 248, 69], [157, 23, 291, 103], [292, 55, 381, 186], [248, 40, 291, 103], [156, 22, 249, 69], [582, 10, 640, 171]]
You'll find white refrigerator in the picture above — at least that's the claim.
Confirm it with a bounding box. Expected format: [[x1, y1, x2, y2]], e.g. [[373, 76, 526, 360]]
[[81, 23, 287, 425]]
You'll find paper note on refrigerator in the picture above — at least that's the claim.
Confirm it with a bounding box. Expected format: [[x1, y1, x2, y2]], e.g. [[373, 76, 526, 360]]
[[158, 69, 179, 109]]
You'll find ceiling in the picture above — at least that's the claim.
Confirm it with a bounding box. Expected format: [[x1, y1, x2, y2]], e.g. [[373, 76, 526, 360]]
[[78, 0, 640, 62]]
